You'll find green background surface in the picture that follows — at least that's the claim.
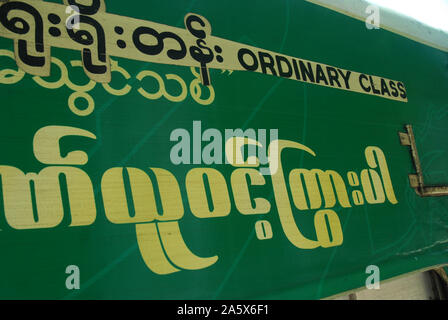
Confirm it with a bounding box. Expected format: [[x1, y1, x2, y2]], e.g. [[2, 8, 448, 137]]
[[0, 0, 447, 299]]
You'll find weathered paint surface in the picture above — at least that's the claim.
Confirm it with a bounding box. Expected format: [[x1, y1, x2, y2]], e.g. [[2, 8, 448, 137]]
[[0, 0, 447, 299]]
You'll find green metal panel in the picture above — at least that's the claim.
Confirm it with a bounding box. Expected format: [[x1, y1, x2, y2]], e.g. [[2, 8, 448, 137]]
[[0, 0, 447, 299]]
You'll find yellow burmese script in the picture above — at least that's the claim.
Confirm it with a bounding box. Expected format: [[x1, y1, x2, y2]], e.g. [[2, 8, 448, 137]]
[[0, 126, 398, 275], [0, 49, 217, 118]]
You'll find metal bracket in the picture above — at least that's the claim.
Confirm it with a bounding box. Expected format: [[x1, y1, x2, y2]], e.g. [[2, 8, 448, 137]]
[[399, 125, 448, 197]]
